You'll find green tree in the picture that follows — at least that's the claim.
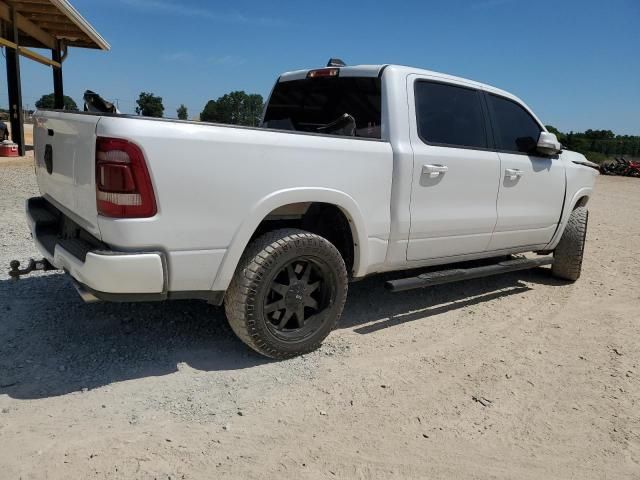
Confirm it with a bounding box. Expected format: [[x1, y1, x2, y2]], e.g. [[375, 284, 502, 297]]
[[177, 104, 188, 120], [135, 92, 164, 117], [35, 93, 78, 111], [242, 93, 264, 126], [199, 91, 264, 126], [544, 125, 560, 136], [542, 126, 640, 164], [199, 100, 219, 122]]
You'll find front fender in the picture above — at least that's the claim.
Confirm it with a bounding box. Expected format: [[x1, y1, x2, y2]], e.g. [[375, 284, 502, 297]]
[[211, 187, 369, 291], [544, 186, 593, 250]]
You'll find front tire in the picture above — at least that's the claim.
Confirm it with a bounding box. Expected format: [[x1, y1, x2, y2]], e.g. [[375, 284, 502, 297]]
[[552, 206, 588, 281], [224, 229, 348, 359]]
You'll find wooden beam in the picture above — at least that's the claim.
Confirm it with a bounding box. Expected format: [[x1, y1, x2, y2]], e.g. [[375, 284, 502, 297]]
[[12, 34, 48, 48], [10, 5, 59, 15], [0, 35, 17, 49], [12, 6, 60, 14], [7, 0, 51, 4], [0, 0, 56, 49], [0, 36, 61, 67], [25, 21, 82, 34], [18, 46, 60, 67], [6, 0, 51, 5], [21, 14, 70, 24]]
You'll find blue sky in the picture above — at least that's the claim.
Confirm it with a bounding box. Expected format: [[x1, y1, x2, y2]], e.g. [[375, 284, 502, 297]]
[[1, 0, 638, 134]]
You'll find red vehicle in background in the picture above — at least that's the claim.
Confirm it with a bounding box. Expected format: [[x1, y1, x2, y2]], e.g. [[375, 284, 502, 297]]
[[600, 157, 640, 177]]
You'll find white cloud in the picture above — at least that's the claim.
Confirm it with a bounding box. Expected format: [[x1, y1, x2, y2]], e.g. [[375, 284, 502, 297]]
[[470, 0, 514, 10], [118, 0, 284, 26], [162, 51, 195, 62], [209, 55, 246, 67]]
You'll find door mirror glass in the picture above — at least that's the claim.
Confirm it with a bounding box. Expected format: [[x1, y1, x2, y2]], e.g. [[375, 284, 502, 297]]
[[536, 131, 562, 156]]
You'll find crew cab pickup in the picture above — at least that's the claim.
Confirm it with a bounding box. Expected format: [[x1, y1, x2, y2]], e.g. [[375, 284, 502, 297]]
[[23, 63, 598, 358]]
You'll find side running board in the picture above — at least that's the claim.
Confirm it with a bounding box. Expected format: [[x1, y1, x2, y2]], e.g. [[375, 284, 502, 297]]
[[385, 256, 554, 292]]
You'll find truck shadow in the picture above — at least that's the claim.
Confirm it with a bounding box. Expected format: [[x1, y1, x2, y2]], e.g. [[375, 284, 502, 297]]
[[0, 266, 565, 400], [342, 266, 565, 334]]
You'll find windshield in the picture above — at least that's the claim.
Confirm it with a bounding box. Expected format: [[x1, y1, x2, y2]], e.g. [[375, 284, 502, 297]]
[[262, 76, 382, 139]]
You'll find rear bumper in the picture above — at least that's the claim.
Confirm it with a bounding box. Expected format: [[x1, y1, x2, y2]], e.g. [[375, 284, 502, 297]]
[[26, 197, 167, 296], [53, 249, 166, 295]]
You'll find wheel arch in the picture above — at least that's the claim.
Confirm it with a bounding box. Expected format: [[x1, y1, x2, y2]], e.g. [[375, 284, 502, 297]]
[[211, 188, 369, 291], [545, 187, 592, 251], [574, 195, 590, 208]]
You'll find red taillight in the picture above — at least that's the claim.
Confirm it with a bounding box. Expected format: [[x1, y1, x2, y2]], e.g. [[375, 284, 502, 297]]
[[97, 164, 136, 192], [95, 137, 157, 218], [307, 68, 340, 78]]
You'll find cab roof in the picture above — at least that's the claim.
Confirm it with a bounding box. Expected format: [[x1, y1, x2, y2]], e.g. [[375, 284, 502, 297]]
[[278, 64, 520, 104]]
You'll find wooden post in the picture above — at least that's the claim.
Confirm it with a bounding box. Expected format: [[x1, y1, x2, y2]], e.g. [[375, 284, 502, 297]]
[[4, 7, 25, 155], [52, 41, 64, 109]]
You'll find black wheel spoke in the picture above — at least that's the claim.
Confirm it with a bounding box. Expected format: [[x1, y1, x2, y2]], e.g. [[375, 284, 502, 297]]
[[270, 282, 288, 296], [304, 296, 318, 310], [286, 264, 297, 284], [295, 305, 306, 327], [278, 308, 294, 329], [265, 299, 285, 313], [301, 263, 312, 284], [264, 257, 331, 335]]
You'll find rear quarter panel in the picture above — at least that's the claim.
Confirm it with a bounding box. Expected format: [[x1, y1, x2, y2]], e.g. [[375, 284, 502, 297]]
[[95, 117, 393, 290]]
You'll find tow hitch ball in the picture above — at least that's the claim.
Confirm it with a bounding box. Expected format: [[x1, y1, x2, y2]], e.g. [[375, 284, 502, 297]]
[[8, 258, 57, 280]]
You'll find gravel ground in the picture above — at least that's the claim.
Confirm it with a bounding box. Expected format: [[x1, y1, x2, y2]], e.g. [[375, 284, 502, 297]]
[[1, 162, 639, 479]]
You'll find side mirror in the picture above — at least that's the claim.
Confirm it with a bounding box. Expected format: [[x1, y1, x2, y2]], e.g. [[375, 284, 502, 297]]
[[537, 131, 562, 156]]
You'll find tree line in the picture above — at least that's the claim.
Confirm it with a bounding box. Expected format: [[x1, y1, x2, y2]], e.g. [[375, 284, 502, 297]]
[[34, 90, 264, 127], [31, 93, 640, 161], [545, 126, 640, 163], [133, 91, 263, 126]]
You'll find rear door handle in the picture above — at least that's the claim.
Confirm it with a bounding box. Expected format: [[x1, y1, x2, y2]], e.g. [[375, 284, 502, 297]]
[[505, 168, 524, 180], [422, 164, 449, 178]]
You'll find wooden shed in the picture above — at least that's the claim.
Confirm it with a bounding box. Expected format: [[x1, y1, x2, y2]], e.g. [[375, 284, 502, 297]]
[[0, 0, 109, 154]]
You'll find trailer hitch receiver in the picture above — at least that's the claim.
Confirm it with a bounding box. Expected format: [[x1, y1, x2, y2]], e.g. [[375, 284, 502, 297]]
[[9, 258, 58, 279]]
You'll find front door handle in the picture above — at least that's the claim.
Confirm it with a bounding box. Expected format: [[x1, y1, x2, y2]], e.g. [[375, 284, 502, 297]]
[[422, 164, 449, 178], [505, 168, 524, 180]]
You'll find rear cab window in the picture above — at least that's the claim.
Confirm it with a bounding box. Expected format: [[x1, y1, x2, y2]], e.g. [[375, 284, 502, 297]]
[[262, 76, 382, 139], [414, 80, 489, 150]]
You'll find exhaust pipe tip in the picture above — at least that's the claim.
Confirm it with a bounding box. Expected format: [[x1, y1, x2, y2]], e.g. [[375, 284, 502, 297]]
[[71, 278, 100, 303]]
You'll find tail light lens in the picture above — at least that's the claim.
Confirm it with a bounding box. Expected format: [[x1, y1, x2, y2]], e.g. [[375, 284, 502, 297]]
[[95, 137, 157, 218]]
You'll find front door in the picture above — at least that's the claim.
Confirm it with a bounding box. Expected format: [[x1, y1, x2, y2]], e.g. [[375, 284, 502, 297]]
[[484, 93, 565, 250], [407, 77, 501, 261]]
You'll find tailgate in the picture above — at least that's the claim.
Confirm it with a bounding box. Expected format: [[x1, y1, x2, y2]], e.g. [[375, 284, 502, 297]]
[[33, 111, 102, 238]]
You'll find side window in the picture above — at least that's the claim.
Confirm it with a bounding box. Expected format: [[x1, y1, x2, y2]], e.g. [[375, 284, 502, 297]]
[[488, 94, 542, 153], [415, 81, 487, 149]]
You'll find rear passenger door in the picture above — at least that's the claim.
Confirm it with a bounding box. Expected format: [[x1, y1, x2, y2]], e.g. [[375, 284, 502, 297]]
[[407, 77, 501, 261], [484, 93, 565, 250]]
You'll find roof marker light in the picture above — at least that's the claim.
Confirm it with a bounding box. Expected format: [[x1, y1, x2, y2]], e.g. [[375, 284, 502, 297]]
[[307, 68, 340, 79]]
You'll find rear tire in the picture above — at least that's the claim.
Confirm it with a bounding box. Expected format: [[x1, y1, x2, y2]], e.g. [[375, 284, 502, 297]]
[[224, 228, 348, 359], [552, 206, 588, 281]]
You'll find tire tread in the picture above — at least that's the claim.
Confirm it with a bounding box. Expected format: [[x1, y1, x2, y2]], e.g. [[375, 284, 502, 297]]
[[225, 228, 348, 359], [552, 206, 588, 281]]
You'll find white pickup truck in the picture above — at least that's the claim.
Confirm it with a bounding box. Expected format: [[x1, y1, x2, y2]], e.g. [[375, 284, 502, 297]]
[[18, 62, 598, 358]]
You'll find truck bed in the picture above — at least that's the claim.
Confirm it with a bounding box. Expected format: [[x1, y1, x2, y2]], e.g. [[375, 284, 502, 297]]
[[33, 110, 394, 292]]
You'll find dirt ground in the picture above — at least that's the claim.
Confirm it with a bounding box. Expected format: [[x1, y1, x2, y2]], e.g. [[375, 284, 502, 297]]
[[0, 164, 638, 479]]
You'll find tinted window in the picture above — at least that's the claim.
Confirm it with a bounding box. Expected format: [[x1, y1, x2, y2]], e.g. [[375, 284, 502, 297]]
[[415, 81, 487, 149], [488, 94, 541, 153], [263, 77, 381, 138]]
